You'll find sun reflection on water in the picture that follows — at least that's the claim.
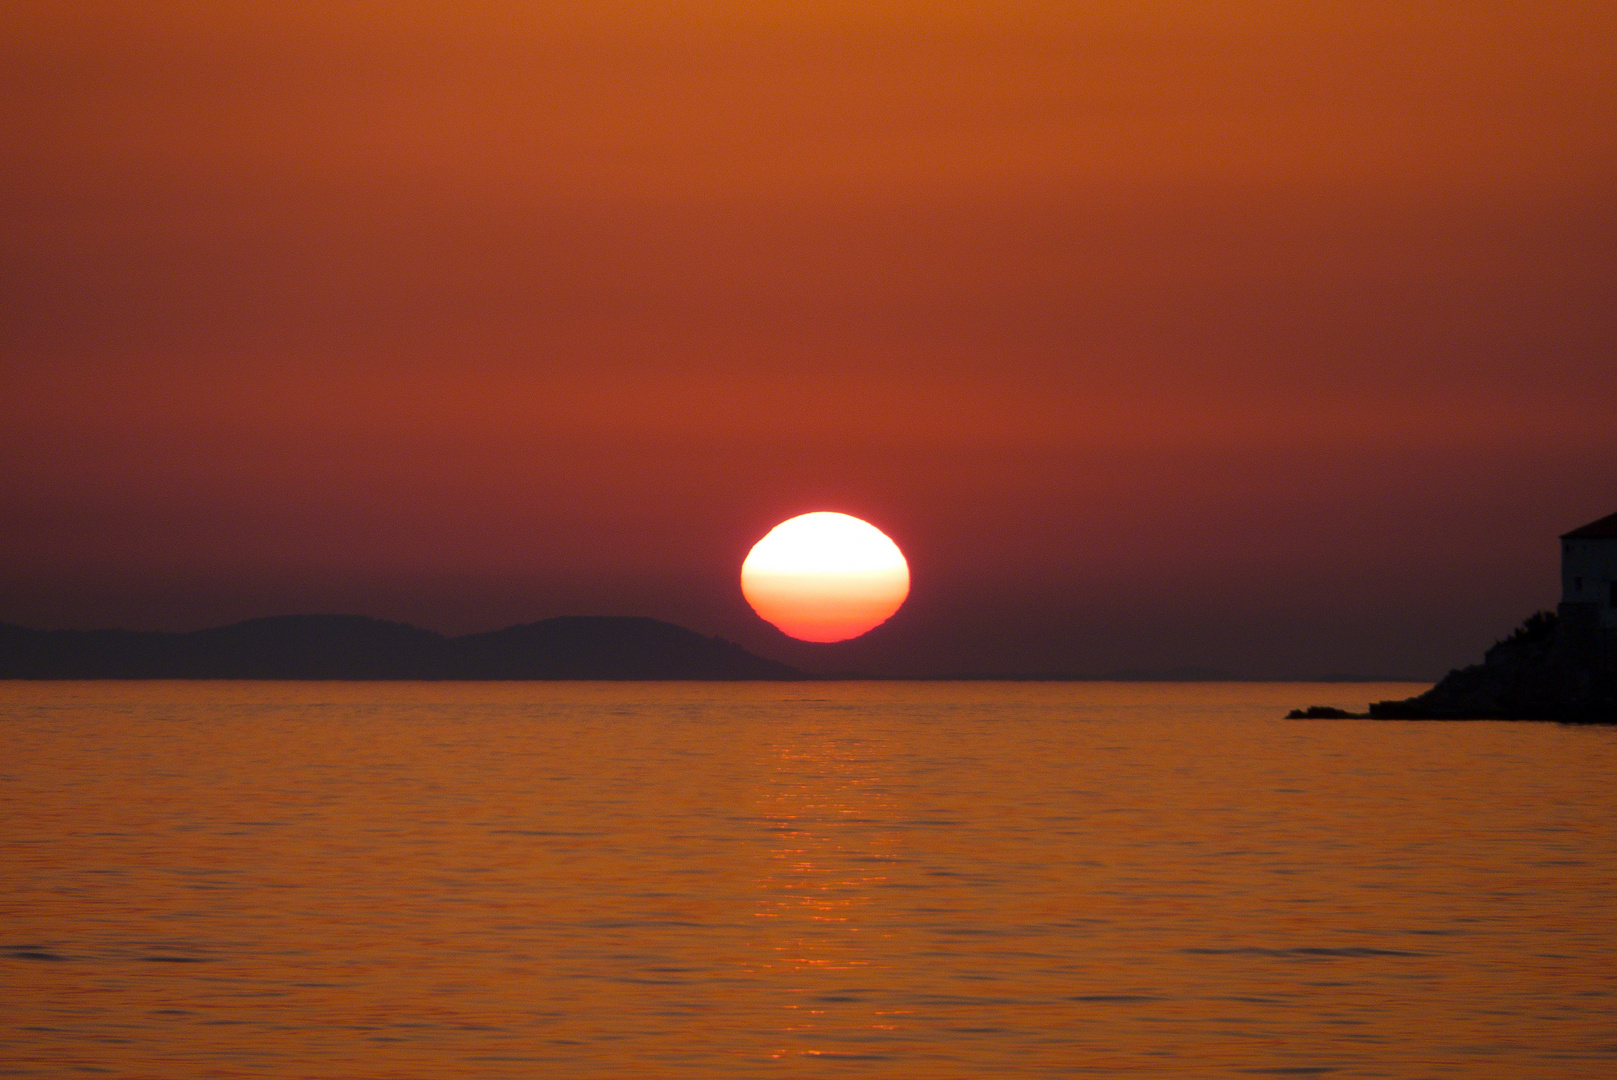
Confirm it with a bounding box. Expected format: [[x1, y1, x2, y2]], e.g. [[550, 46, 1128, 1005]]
[[746, 730, 902, 1054]]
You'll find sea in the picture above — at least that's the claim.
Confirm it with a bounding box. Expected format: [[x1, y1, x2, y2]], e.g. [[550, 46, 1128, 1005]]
[[4, 680, 1615, 1078]]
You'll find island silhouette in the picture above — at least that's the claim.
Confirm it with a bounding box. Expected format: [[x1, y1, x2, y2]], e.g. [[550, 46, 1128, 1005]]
[[0, 615, 804, 681]]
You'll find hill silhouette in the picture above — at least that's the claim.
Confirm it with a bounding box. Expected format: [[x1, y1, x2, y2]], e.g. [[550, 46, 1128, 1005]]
[[0, 615, 804, 681]]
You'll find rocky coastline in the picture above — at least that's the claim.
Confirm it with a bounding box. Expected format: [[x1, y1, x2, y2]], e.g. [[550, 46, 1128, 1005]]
[[1289, 610, 1617, 723]]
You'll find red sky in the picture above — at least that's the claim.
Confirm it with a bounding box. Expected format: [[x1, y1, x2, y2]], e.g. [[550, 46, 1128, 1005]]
[[3, 2, 1615, 677]]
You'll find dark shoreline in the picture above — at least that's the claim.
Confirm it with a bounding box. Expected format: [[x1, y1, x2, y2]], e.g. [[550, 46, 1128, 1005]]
[[1289, 611, 1616, 724]]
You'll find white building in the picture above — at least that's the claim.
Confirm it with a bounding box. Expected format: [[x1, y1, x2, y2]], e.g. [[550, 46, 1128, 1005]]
[[1561, 510, 1617, 631]]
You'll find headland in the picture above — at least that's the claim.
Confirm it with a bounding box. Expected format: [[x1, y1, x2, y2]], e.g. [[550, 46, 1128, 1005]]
[[1290, 610, 1616, 723]]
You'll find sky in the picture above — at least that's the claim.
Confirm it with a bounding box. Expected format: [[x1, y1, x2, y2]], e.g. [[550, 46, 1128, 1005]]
[[3, 2, 1615, 678]]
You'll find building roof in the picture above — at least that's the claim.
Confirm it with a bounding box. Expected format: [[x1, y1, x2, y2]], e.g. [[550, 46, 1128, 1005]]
[[1562, 510, 1617, 540]]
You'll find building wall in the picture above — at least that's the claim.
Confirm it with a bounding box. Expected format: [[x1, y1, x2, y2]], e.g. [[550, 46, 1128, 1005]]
[[1562, 538, 1617, 629]]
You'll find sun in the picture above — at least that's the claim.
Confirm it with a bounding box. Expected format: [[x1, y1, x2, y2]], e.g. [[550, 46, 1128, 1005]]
[[741, 512, 910, 642]]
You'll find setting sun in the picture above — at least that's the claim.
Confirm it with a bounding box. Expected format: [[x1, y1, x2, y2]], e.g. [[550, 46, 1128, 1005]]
[[741, 513, 910, 643]]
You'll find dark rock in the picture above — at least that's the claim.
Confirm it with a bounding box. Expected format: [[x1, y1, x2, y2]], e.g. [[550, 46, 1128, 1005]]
[[1285, 706, 1367, 719], [1288, 610, 1617, 723], [1364, 611, 1617, 723]]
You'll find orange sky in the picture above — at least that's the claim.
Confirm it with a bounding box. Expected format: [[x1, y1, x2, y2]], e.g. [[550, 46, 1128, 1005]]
[[3, 2, 1615, 676]]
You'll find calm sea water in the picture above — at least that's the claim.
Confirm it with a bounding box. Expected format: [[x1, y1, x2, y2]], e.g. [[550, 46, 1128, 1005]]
[[4, 681, 1615, 1078]]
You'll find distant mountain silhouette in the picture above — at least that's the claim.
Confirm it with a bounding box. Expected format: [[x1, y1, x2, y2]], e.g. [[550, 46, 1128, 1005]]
[[0, 615, 804, 680]]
